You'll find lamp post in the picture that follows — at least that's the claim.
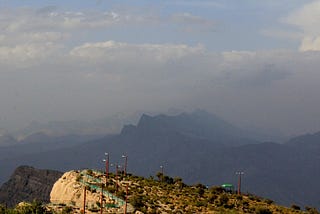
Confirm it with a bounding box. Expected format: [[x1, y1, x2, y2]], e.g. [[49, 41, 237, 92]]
[[124, 183, 129, 214], [102, 152, 109, 185], [160, 165, 164, 182], [122, 154, 128, 176], [111, 163, 120, 192], [236, 171, 244, 194], [100, 183, 103, 214]]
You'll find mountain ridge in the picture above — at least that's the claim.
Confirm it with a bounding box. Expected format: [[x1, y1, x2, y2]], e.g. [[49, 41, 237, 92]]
[[0, 110, 320, 209]]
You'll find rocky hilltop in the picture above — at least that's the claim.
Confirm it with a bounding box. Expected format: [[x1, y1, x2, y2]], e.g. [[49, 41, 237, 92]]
[[48, 170, 311, 213], [0, 166, 318, 213], [0, 166, 62, 207]]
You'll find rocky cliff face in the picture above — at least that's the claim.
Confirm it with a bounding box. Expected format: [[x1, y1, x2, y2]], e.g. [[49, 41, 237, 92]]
[[0, 165, 63, 207]]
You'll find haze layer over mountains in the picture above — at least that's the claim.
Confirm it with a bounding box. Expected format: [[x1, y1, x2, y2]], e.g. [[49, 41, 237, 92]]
[[0, 110, 319, 209]]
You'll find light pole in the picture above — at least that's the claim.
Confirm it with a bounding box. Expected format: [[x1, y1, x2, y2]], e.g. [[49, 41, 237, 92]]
[[122, 154, 128, 176], [111, 163, 120, 192], [160, 165, 164, 182], [236, 171, 244, 194], [124, 183, 129, 214], [102, 152, 109, 185]]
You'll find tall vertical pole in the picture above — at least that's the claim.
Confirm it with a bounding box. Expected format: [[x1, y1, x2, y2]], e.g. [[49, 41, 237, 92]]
[[100, 184, 103, 214], [160, 165, 164, 182], [105, 153, 109, 186], [236, 171, 244, 194], [124, 184, 129, 214], [83, 186, 87, 214], [125, 156, 127, 176], [115, 164, 119, 192], [122, 155, 127, 176]]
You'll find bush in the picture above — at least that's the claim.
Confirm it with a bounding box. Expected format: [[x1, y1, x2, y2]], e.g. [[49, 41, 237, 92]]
[[208, 194, 217, 203], [116, 190, 126, 199], [209, 186, 225, 194], [255, 207, 272, 214], [265, 199, 273, 205], [62, 206, 73, 213], [291, 204, 300, 210], [196, 187, 205, 197], [305, 206, 319, 214], [76, 174, 82, 182], [236, 195, 243, 200], [87, 169, 93, 176], [15, 200, 47, 214], [216, 194, 229, 206], [130, 195, 144, 209]]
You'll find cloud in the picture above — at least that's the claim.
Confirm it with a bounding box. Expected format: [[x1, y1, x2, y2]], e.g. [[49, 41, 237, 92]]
[[0, 43, 63, 68], [69, 40, 205, 64], [164, 0, 226, 8], [284, 0, 320, 51], [260, 28, 303, 41], [171, 13, 216, 32], [1, 4, 320, 136], [299, 36, 320, 51], [1, 38, 320, 135]]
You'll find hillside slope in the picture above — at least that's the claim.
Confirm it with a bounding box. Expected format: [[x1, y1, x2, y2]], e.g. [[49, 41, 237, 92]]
[[0, 166, 62, 207], [48, 170, 310, 213]]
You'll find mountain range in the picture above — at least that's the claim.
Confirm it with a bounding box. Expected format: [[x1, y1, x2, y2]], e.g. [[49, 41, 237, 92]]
[[0, 110, 319, 208]]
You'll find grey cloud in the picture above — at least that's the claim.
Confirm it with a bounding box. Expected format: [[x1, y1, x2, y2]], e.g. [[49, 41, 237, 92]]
[[1, 40, 319, 137], [171, 13, 216, 32], [0, 4, 320, 137], [35, 6, 58, 15]]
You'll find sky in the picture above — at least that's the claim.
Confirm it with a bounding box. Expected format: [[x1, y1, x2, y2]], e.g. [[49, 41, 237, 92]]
[[0, 0, 320, 137]]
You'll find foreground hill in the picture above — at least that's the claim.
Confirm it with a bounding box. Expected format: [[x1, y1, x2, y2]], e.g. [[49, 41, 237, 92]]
[[0, 111, 320, 208], [48, 170, 316, 213], [1, 167, 315, 213], [0, 166, 62, 207]]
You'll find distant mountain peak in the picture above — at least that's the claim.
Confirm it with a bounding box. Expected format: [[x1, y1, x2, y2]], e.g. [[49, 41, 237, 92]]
[[119, 110, 257, 146]]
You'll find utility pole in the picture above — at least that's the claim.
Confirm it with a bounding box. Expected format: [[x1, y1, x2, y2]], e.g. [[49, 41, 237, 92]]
[[124, 184, 129, 214], [100, 184, 103, 214], [160, 165, 164, 182], [83, 186, 87, 214], [122, 154, 128, 176], [111, 163, 120, 193], [236, 171, 244, 194], [103, 153, 109, 186]]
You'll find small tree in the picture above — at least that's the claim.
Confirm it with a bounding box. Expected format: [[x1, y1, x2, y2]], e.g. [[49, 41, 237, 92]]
[[156, 172, 163, 181], [291, 204, 300, 210], [130, 194, 144, 209]]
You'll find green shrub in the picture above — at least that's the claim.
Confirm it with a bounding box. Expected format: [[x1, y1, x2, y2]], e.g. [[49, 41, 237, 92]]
[[291, 204, 300, 210], [61, 206, 73, 214], [215, 194, 229, 206], [236, 195, 243, 200], [15, 200, 47, 214], [116, 190, 126, 199], [130, 195, 144, 209], [255, 207, 272, 214], [305, 206, 319, 214], [76, 174, 82, 182], [209, 186, 225, 194], [265, 199, 273, 205], [87, 169, 93, 176]]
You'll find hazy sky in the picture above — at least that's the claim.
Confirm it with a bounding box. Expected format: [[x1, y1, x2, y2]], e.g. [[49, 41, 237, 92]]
[[0, 0, 320, 136]]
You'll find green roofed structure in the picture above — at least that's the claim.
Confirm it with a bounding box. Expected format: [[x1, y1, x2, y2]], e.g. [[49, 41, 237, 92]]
[[221, 184, 234, 193]]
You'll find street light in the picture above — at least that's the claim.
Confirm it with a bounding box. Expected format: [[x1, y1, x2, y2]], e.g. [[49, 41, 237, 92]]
[[111, 163, 121, 192], [236, 171, 244, 194], [102, 152, 109, 185], [160, 165, 164, 182], [122, 154, 128, 176]]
